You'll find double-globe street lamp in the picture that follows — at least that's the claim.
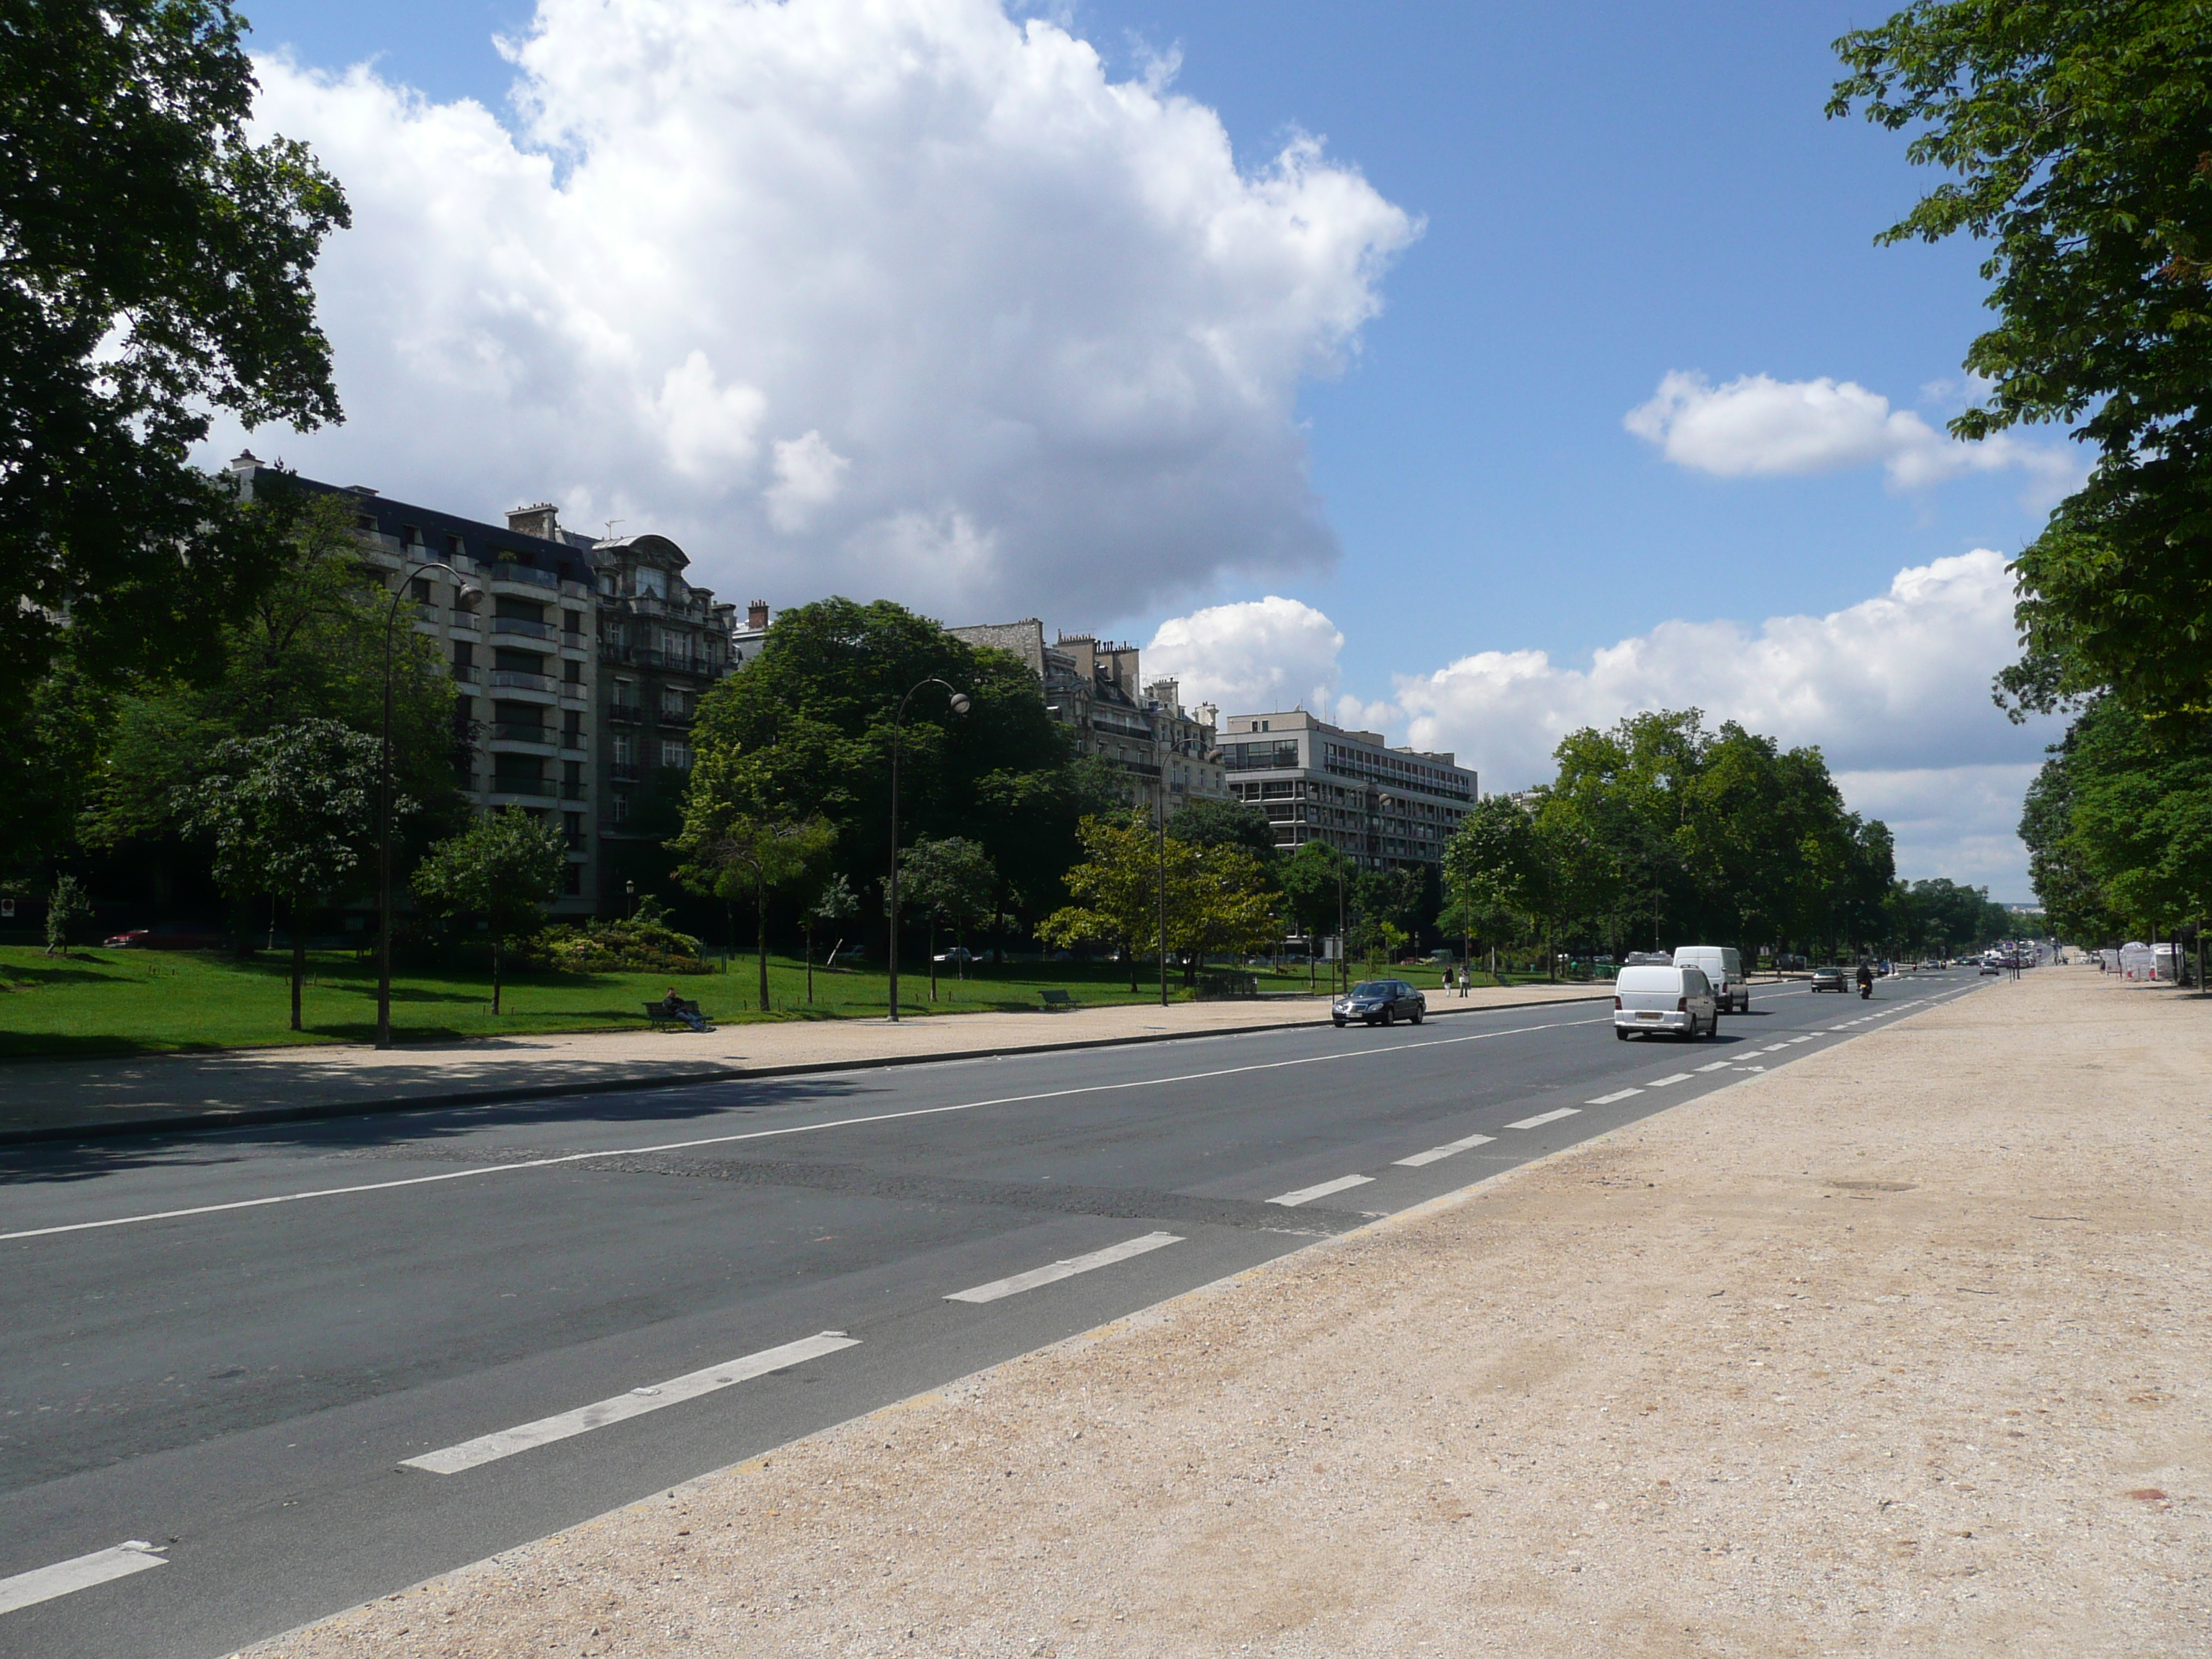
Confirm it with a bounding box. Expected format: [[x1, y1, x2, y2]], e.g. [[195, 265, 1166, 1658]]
[[886, 676, 970, 1023], [377, 561, 480, 1050]]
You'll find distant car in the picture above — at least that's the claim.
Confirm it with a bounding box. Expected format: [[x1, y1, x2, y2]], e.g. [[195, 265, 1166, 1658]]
[[1614, 963, 1718, 1040], [1331, 979, 1425, 1028], [931, 947, 976, 964], [104, 930, 151, 948], [1809, 964, 1848, 992], [1979, 960, 2002, 976]]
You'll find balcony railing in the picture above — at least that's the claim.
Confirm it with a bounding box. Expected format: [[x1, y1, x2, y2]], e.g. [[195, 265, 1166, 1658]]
[[610, 762, 641, 781], [488, 670, 552, 692], [492, 616, 555, 640], [490, 721, 552, 745], [606, 703, 643, 724], [559, 731, 587, 752], [488, 562, 559, 590], [656, 707, 693, 727]]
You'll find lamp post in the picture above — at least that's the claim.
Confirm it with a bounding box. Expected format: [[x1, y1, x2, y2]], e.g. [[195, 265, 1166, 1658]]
[[377, 560, 477, 1051], [1156, 783, 1169, 1008], [886, 676, 969, 1022]]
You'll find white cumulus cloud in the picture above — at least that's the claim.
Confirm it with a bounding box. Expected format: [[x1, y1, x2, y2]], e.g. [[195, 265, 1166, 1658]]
[[1625, 370, 2081, 500], [226, 0, 1416, 621], [1144, 595, 1343, 715]]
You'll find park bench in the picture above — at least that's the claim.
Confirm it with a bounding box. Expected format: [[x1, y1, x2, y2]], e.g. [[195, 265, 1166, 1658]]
[[643, 998, 708, 1030], [1038, 989, 1075, 1010]]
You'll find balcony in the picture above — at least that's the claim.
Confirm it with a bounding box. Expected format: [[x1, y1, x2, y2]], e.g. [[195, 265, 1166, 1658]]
[[606, 703, 643, 724], [488, 670, 552, 693], [559, 732, 587, 752], [488, 562, 559, 590], [610, 762, 641, 781], [491, 616, 556, 642], [490, 721, 554, 747], [655, 706, 694, 728]]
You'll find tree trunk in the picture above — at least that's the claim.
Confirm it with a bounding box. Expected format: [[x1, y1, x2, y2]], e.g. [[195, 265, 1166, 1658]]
[[756, 882, 770, 1012], [1128, 938, 1139, 994], [805, 921, 814, 1004], [289, 901, 307, 1032], [492, 938, 503, 1015], [928, 920, 938, 1003]]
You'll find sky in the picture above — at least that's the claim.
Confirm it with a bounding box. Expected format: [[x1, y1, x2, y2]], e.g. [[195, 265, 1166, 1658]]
[[212, 0, 2072, 898]]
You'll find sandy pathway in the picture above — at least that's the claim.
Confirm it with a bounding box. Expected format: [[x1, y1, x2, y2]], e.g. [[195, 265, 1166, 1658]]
[[251, 967, 2209, 1658]]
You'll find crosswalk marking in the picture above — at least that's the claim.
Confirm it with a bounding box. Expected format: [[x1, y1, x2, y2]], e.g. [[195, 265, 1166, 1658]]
[[402, 1332, 858, 1475], [945, 1232, 1181, 1303], [0, 1542, 166, 1617], [1393, 1132, 1496, 1168], [1267, 1174, 1374, 1207]]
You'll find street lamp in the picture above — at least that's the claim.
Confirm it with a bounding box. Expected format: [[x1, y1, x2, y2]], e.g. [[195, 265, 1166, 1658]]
[[886, 676, 969, 1022], [377, 561, 479, 1050]]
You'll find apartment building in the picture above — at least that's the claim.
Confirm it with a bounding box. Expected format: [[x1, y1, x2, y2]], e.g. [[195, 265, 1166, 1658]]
[[225, 457, 747, 919], [948, 619, 1228, 817], [1217, 709, 1475, 871]]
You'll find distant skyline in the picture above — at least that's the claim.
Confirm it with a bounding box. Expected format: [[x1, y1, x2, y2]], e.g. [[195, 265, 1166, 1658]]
[[219, 0, 2064, 895]]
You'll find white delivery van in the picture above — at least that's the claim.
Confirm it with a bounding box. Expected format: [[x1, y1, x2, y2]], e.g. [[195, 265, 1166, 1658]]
[[1673, 945, 1748, 1014], [1614, 963, 1718, 1041]]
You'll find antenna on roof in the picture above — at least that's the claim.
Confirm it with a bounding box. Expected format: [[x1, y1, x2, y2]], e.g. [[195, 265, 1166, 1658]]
[[603, 519, 624, 539]]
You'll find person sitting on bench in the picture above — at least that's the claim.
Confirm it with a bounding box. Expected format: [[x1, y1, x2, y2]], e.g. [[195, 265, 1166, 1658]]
[[659, 986, 707, 1032]]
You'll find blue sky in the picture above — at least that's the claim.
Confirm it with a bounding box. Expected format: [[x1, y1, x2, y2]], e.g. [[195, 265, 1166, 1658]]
[[226, 1, 2061, 894]]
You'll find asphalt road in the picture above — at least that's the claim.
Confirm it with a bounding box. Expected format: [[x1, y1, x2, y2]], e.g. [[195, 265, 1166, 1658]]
[[0, 969, 1992, 1658]]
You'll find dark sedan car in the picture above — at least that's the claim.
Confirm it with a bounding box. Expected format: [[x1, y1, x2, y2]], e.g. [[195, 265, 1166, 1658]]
[[1809, 964, 1849, 992], [1331, 979, 1426, 1028]]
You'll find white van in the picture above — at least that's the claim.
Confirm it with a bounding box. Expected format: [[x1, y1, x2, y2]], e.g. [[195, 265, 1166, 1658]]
[[1673, 945, 1748, 1014], [1614, 963, 1718, 1040]]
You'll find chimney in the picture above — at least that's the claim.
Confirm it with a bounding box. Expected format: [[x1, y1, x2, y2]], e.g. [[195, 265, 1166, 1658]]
[[747, 600, 770, 631], [506, 502, 559, 541]]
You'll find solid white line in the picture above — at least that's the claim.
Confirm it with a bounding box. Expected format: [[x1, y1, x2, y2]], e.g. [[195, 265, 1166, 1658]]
[[0, 1542, 166, 1617], [1393, 1132, 1496, 1168], [401, 1331, 858, 1475], [944, 1231, 1182, 1303], [1506, 1107, 1581, 1129], [1586, 1088, 1642, 1105], [4, 1015, 1611, 1245], [1645, 1073, 1694, 1087], [1694, 1061, 1732, 1073], [1267, 1174, 1375, 1207]]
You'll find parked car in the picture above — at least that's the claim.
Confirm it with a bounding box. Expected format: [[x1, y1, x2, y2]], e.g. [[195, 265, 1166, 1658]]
[[1673, 945, 1748, 1014], [103, 930, 152, 948], [1331, 979, 1425, 1028], [931, 947, 976, 964], [1809, 963, 1848, 993], [1614, 963, 1718, 1040]]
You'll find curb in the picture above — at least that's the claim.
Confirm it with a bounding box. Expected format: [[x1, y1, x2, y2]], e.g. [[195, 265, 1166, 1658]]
[[0, 990, 1614, 1149]]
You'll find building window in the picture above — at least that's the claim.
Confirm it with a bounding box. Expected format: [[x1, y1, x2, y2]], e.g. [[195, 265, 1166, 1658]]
[[453, 640, 473, 670], [611, 734, 632, 767], [562, 863, 583, 896], [563, 659, 582, 685], [562, 758, 583, 792], [562, 608, 582, 637], [660, 740, 691, 771], [409, 576, 432, 603], [446, 533, 463, 558], [612, 793, 630, 824]]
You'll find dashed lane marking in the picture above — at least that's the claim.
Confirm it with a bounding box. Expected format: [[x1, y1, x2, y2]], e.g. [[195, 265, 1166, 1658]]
[[1694, 1061, 1732, 1072], [945, 1232, 1182, 1304], [1267, 1174, 1375, 1207], [1393, 1132, 1496, 1168], [1585, 1089, 1642, 1106], [401, 1331, 858, 1475], [1508, 1107, 1583, 1129], [1646, 1073, 1694, 1087], [0, 1542, 166, 1617]]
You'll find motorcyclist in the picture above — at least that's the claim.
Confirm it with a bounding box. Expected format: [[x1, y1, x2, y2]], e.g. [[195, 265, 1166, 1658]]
[[1856, 962, 1874, 999]]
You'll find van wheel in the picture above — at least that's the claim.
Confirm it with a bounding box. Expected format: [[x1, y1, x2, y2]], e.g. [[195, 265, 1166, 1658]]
[[1615, 1026, 1629, 1040]]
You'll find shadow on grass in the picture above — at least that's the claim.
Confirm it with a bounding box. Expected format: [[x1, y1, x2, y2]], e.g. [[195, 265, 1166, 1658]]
[[0, 1069, 873, 1188]]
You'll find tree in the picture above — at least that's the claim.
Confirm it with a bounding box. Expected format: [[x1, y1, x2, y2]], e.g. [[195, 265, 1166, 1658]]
[[804, 873, 858, 1004], [673, 746, 837, 1013], [1166, 798, 1279, 868], [411, 809, 568, 1016], [1170, 841, 1280, 979], [899, 837, 998, 1000], [178, 719, 385, 1030], [1, 0, 349, 714], [1038, 817, 1161, 992], [1446, 795, 1554, 974], [1279, 840, 1348, 988], [43, 873, 92, 956], [1830, 4, 2212, 720]]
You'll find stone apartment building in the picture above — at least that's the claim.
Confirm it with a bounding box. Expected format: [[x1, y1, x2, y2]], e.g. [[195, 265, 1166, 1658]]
[[227, 457, 747, 920], [949, 619, 1228, 817], [1216, 709, 1475, 872]]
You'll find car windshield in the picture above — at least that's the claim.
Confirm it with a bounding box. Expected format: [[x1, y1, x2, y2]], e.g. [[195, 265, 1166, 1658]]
[[1348, 981, 1390, 997]]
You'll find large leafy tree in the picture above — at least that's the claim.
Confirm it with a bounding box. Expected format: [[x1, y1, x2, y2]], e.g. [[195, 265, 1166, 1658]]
[[671, 747, 837, 1012], [178, 719, 383, 1030], [412, 809, 569, 1017], [1, 0, 349, 712], [1830, 3, 2212, 718], [1278, 840, 1347, 987], [1038, 817, 1277, 992]]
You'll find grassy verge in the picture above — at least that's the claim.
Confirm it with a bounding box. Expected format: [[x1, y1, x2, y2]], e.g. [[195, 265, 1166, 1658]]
[[0, 948, 1443, 1060]]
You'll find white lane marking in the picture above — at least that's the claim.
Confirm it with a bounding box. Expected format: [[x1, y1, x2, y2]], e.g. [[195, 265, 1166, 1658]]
[[1393, 1132, 1496, 1168], [1586, 1089, 1642, 1105], [0, 1542, 166, 1616], [945, 1232, 1181, 1304], [1645, 1073, 1694, 1087], [401, 1331, 857, 1475], [1267, 1174, 1375, 1207], [1507, 1107, 1581, 1129], [1787, 1036, 1815, 1044], [1758, 1044, 1791, 1053], [4, 1015, 1611, 1245], [1694, 1061, 1732, 1073]]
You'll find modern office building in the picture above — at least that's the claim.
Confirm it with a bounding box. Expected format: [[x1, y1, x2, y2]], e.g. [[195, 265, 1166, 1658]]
[[1216, 710, 1475, 871], [948, 619, 1228, 817]]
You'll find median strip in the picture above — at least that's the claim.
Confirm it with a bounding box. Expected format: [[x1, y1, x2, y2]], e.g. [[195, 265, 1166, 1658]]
[[400, 1333, 858, 1475]]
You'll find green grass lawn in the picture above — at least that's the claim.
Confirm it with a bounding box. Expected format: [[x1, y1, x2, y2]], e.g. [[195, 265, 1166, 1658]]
[[0, 946, 1455, 1060]]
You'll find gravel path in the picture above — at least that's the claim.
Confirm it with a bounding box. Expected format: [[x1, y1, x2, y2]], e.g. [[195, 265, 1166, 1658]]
[[248, 967, 2208, 1658]]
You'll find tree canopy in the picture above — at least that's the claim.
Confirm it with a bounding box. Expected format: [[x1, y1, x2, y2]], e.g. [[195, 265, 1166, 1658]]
[[412, 808, 570, 1015]]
